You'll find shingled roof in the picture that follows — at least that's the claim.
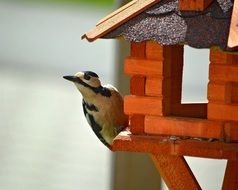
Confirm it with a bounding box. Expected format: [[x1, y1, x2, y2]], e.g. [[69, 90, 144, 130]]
[[83, 0, 237, 51]]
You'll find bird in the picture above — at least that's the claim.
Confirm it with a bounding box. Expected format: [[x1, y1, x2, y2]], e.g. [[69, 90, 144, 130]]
[[63, 71, 128, 149]]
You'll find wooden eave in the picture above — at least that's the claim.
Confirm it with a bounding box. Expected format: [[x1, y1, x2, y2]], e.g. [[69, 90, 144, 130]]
[[83, 0, 237, 50], [82, 0, 160, 42]]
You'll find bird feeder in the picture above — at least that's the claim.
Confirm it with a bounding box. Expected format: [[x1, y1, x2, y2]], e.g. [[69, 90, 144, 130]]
[[82, 0, 238, 189]]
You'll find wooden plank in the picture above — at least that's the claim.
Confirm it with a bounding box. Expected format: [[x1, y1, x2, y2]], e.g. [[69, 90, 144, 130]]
[[231, 82, 238, 103], [210, 48, 238, 65], [151, 154, 201, 190], [208, 103, 238, 122], [179, 0, 213, 11], [112, 131, 238, 160], [82, 0, 161, 42], [222, 160, 238, 190], [228, 0, 238, 48], [124, 57, 166, 77], [130, 114, 145, 134], [209, 64, 238, 82], [144, 116, 223, 139], [131, 42, 146, 58], [124, 95, 163, 115], [171, 103, 207, 118], [145, 77, 171, 97], [145, 41, 164, 60], [130, 75, 145, 95], [208, 82, 231, 103], [224, 122, 238, 142]]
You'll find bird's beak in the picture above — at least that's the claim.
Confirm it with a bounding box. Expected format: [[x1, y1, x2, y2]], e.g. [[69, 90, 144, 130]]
[[63, 75, 78, 82]]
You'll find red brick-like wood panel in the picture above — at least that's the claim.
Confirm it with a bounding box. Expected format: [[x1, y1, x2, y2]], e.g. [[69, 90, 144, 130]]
[[144, 116, 223, 139]]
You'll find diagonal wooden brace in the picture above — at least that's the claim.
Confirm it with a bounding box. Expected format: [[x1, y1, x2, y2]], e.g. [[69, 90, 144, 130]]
[[150, 154, 201, 190], [222, 160, 238, 190]]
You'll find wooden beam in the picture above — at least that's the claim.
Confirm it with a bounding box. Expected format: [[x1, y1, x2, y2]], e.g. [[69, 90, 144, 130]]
[[228, 0, 238, 48], [112, 131, 238, 160], [151, 154, 201, 190], [222, 160, 238, 189], [124, 95, 163, 115], [144, 116, 223, 139], [171, 103, 207, 118], [124, 58, 166, 77]]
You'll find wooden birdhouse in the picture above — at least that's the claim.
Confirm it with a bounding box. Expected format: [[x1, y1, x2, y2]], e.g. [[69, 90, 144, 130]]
[[83, 0, 238, 189]]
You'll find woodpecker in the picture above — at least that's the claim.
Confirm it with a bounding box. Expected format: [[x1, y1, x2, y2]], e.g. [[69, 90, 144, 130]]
[[63, 71, 128, 149]]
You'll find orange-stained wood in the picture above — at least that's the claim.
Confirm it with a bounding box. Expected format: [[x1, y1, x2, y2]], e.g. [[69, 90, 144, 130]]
[[209, 64, 238, 82], [228, 0, 238, 48], [124, 58, 167, 77], [222, 160, 238, 190], [151, 154, 201, 190], [208, 82, 232, 103], [208, 103, 238, 122], [171, 103, 207, 118], [130, 75, 145, 96], [224, 122, 238, 142], [231, 82, 238, 103], [145, 77, 171, 97], [179, 0, 213, 11], [112, 131, 238, 160], [144, 116, 224, 139], [131, 42, 146, 58], [124, 95, 163, 115], [145, 41, 165, 60], [130, 115, 145, 134], [210, 48, 238, 65]]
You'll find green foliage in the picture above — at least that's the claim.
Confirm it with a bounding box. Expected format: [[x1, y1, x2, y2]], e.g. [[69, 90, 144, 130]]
[[19, 0, 114, 6]]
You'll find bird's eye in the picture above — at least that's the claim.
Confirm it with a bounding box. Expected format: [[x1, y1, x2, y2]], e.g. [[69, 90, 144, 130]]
[[84, 74, 91, 80]]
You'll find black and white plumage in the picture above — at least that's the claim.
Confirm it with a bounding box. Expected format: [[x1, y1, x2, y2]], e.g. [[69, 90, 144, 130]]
[[63, 71, 128, 149]]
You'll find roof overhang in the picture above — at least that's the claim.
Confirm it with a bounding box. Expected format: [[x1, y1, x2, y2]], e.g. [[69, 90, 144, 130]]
[[82, 0, 160, 42]]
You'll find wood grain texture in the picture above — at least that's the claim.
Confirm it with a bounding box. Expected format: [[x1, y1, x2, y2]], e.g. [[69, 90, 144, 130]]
[[224, 122, 238, 142], [124, 95, 163, 115], [82, 0, 160, 41], [171, 103, 207, 118], [130, 75, 145, 95], [151, 154, 201, 190], [222, 160, 238, 190], [130, 42, 146, 58], [130, 115, 145, 134], [208, 103, 238, 122], [228, 0, 238, 48], [210, 48, 238, 65], [124, 57, 166, 77], [209, 64, 238, 82], [112, 131, 238, 160], [179, 0, 213, 11], [208, 82, 231, 103], [144, 116, 223, 139]]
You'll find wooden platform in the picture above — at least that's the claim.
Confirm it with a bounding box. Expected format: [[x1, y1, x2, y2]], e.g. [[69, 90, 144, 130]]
[[112, 130, 238, 160]]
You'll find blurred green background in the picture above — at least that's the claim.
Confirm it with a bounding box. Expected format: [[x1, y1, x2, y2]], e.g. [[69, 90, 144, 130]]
[[2, 0, 114, 6]]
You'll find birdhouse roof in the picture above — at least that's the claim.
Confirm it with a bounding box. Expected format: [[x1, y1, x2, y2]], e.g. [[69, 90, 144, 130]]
[[82, 0, 237, 51]]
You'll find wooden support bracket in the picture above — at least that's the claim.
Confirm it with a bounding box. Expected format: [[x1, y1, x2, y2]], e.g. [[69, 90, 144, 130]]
[[151, 154, 201, 190], [222, 160, 238, 189]]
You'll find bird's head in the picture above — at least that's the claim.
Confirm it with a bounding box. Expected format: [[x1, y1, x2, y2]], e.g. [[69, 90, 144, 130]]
[[63, 71, 101, 97]]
